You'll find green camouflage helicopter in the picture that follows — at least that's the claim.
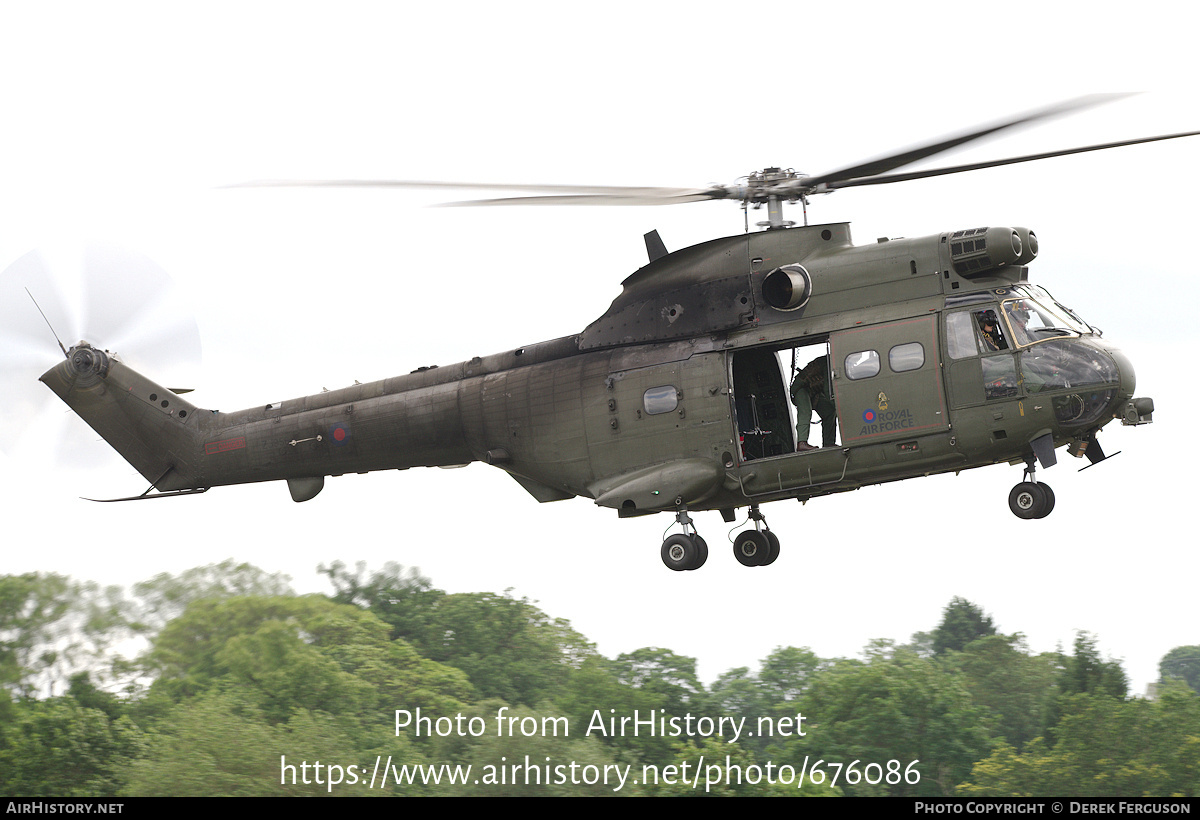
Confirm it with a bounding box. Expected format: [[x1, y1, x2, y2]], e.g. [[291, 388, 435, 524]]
[[37, 98, 1194, 571]]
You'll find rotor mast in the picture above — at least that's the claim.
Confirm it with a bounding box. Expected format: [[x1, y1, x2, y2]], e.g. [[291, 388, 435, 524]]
[[743, 167, 809, 230]]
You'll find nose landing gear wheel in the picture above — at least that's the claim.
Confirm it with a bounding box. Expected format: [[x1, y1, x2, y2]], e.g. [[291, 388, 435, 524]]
[[661, 533, 707, 571], [1008, 481, 1055, 519]]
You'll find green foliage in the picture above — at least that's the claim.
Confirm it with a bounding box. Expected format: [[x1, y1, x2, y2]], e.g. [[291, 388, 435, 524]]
[[551, 656, 677, 766], [322, 562, 591, 708], [7, 565, 1187, 799], [0, 573, 73, 694], [638, 735, 839, 797], [122, 689, 378, 796], [1040, 632, 1128, 746], [959, 685, 1200, 797], [759, 646, 826, 705], [1159, 645, 1200, 695], [612, 647, 704, 717], [144, 594, 472, 722], [319, 560, 442, 644], [952, 634, 1058, 751], [426, 703, 622, 796], [0, 693, 145, 796], [416, 591, 593, 707], [931, 597, 997, 656], [1060, 631, 1128, 699], [131, 559, 294, 635], [803, 642, 990, 796]]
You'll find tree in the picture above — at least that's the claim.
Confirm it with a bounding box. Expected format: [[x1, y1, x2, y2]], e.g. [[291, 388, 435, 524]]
[[931, 597, 996, 656], [131, 559, 294, 635], [427, 702, 622, 797], [1040, 631, 1128, 747], [1159, 645, 1200, 695], [319, 560, 443, 645], [758, 646, 826, 705], [144, 594, 472, 721], [550, 656, 676, 766], [802, 644, 990, 796], [1, 573, 73, 695], [0, 573, 133, 696], [1060, 632, 1127, 700], [951, 634, 1059, 751], [959, 684, 1200, 797], [122, 689, 379, 796], [611, 647, 704, 717], [417, 591, 591, 707], [0, 694, 145, 796]]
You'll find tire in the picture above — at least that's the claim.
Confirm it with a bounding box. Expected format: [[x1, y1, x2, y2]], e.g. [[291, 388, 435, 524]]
[[689, 534, 709, 570], [1033, 483, 1055, 518], [733, 530, 770, 567], [1008, 482, 1051, 520], [661, 533, 698, 571], [761, 530, 781, 566]]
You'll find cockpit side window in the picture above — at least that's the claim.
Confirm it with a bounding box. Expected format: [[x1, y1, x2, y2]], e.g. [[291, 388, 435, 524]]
[[1003, 297, 1081, 347], [975, 309, 1008, 352], [946, 312, 978, 359]]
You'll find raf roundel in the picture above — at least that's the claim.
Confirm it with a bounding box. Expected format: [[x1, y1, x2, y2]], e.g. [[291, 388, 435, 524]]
[[862, 409, 876, 424], [329, 422, 350, 446]]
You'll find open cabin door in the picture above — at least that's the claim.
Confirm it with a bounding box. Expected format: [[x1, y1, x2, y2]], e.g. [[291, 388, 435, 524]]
[[830, 315, 949, 446]]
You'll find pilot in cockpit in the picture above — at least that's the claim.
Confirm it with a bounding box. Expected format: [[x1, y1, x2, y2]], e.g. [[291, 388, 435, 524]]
[[977, 311, 1007, 351]]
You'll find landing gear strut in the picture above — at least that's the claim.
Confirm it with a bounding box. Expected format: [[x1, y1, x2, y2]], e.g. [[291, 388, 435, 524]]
[[1008, 460, 1055, 520], [660, 505, 708, 571], [733, 505, 780, 567]]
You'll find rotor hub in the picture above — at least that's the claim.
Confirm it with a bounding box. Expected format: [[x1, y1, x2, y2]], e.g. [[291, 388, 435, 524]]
[[68, 343, 109, 378]]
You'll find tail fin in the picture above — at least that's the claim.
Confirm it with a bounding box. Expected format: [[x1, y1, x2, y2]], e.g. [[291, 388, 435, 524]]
[[40, 343, 204, 492]]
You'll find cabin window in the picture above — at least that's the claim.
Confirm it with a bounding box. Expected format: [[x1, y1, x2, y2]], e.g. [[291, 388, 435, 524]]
[[889, 343, 925, 373], [946, 312, 978, 359], [643, 385, 678, 415], [844, 350, 880, 380]]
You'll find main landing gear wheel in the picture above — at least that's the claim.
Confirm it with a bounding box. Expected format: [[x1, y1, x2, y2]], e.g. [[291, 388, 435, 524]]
[[661, 533, 707, 571], [733, 504, 780, 567], [761, 530, 781, 566], [733, 530, 776, 566], [1008, 481, 1055, 520]]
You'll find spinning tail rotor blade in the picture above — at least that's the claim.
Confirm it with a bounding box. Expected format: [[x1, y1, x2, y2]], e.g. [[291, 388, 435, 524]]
[[0, 243, 201, 467]]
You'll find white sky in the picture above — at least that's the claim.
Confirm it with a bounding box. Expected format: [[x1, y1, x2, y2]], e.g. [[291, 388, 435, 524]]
[[1, 2, 1197, 695]]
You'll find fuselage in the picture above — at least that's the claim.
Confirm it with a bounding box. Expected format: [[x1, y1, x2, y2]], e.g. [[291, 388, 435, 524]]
[[41, 222, 1149, 515]]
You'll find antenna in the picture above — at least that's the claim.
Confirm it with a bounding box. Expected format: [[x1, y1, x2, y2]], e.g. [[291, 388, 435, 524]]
[[25, 288, 69, 359]]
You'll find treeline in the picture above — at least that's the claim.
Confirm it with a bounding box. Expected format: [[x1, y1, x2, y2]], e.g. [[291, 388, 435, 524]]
[[1, 561, 1197, 797]]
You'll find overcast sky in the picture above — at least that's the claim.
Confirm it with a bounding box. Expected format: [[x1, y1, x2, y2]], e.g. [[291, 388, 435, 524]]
[[1, 2, 1197, 694]]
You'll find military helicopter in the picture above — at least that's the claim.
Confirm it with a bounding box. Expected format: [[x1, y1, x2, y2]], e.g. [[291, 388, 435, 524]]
[[34, 97, 1194, 571]]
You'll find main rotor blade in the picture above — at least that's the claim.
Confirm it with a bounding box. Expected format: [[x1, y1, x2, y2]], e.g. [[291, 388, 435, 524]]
[[230, 178, 724, 197], [803, 94, 1130, 188], [819, 129, 1200, 191], [437, 190, 723, 207]]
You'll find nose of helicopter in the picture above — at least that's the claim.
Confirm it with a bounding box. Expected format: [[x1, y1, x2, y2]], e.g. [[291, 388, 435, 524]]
[[1062, 337, 1154, 430], [1103, 343, 1137, 399], [1098, 341, 1156, 426], [1018, 336, 1146, 432]]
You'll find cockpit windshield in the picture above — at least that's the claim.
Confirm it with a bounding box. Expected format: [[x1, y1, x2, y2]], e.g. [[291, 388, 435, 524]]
[[1001, 286, 1092, 347]]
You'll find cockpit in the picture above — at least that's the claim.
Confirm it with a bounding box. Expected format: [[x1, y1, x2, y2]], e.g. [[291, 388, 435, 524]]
[[945, 285, 1131, 429]]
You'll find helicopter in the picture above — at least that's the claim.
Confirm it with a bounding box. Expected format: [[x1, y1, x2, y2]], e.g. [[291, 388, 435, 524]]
[[34, 97, 1195, 572]]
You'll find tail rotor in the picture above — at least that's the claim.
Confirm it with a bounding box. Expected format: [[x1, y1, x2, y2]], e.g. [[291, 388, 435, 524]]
[[0, 242, 201, 470]]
